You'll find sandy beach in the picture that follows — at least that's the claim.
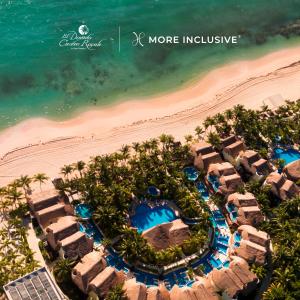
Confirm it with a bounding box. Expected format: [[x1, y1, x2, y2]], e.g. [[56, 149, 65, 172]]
[[0, 46, 300, 186]]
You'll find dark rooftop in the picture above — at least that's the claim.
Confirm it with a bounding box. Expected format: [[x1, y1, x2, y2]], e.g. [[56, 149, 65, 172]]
[[4, 267, 65, 300]]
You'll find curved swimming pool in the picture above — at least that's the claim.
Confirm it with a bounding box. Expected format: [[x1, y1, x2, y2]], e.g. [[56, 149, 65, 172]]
[[183, 166, 199, 181], [130, 203, 177, 233], [273, 147, 300, 165]]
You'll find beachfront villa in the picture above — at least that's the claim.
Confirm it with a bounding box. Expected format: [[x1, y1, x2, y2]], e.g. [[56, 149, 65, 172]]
[[283, 159, 300, 182], [233, 225, 270, 266], [191, 141, 222, 171], [226, 192, 264, 226], [141, 219, 190, 250], [265, 172, 300, 200], [207, 162, 243, 195], [221, 135, 246, 164], [72, 251, 107, 293], [239, 150, 272, 177]]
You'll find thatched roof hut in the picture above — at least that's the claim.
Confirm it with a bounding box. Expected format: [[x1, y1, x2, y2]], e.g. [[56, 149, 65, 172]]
[[227, 192, 258, 207], [46, 216, 79, 250], [146, 285, 170, 300], [238, 225, 269, 247], [72, 251, 107, 293], [123, 278, 147, 300], [142, 219, 190, 250], [58, 231, 93, 259], [88, 266, 125, 298], [283, 160, 300, 181], [234, 240, 267, 266]]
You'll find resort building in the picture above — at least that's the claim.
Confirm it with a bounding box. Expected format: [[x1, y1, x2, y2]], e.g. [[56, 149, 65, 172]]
[[46, 216, 79, 250], [141, 219, 190, 250], [28, 188, 74, 228], [123, 278, 147, 300], [57, 231, 93, 259], [239, 150, 271, 177], [265, 172, 300, 200], [227, 193, 264, 226], [72, 251, 107, 293], [88, 266, 126, 298], [221, 135, 246, 164], [191, 279, 220, 300], [233, 225, 270, 265], [235, 206, 264, 227], [3, 267, 66, 300], [35, 203, 69, 228], [191, 141, 222, 171], [283, 160, 300, 182], [207, 162, 243, 195], [146, 285, 170, 300], [206, 256, 258, 298], [169, 285, 198, 300], [218, 174, 243, 195]]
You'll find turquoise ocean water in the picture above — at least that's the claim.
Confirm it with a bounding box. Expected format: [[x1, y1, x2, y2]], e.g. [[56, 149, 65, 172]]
[[0, 0, 300, 130]]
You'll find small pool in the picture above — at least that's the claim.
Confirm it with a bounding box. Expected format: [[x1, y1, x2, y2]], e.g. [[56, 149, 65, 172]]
[[226, 203, 237, 221], [233, 232, 241, 248], [208, 175, 220, 191], [196, 182, 210, 201], [130, 203, 177, 233], [216, 243, 228, 255], [79, 221, 103, 244], [223, 261, 230, 268], [75, 204, 93, 219], [147, 186, 160, 197], [183, 166, 199, 181], [208, 255, 222, 269], [273, 147, 300, 166]]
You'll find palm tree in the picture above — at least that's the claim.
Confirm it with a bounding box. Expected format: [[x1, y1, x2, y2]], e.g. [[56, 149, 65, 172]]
[[33, 173, 49, 191], [194, 125, 205, 139], [106, 284, 125, 300], [61, 164, 74, 179], [184, 134, 193, 144], [74, 160, 85, 178], [53, 258, 75, 283], [207, 132, 221, 149], [6, 186, 23, 209], [17, 175, 32, 196]]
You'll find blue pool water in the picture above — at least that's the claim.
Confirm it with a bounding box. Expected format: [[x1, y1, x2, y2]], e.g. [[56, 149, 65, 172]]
[[226, 203, 237, 221], [196, 182, 210, 201], [75, 204, 93, 219], [183, 166, 199, 181], [216, 243, 228, 255], [273, 148, 300, 165], [234, 232, 242, 242], [147, 186, 160, 197], [208, 255, 222, 269], [130, 204, 177, 233], [208, 175, 220, 192], [79, 221, 103, 245], [223, 261, 230, 268]]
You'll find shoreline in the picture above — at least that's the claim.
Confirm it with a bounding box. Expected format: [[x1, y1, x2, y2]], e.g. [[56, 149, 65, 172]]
[[0, 45, 300, 185]]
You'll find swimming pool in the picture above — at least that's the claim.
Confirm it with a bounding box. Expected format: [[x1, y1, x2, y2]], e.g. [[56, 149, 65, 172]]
[[273, 147, 300, 166], [183, 166, 199, 181], [226, 203, 237, 222], [208, 255, 222, 269], [75, 203, 93, 219], [196, 182, 210, 201], [207, 175, 220, 192], [79, 221, 103, 244], [147, 186, 160, 197], [130, 203, 177, 233]]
